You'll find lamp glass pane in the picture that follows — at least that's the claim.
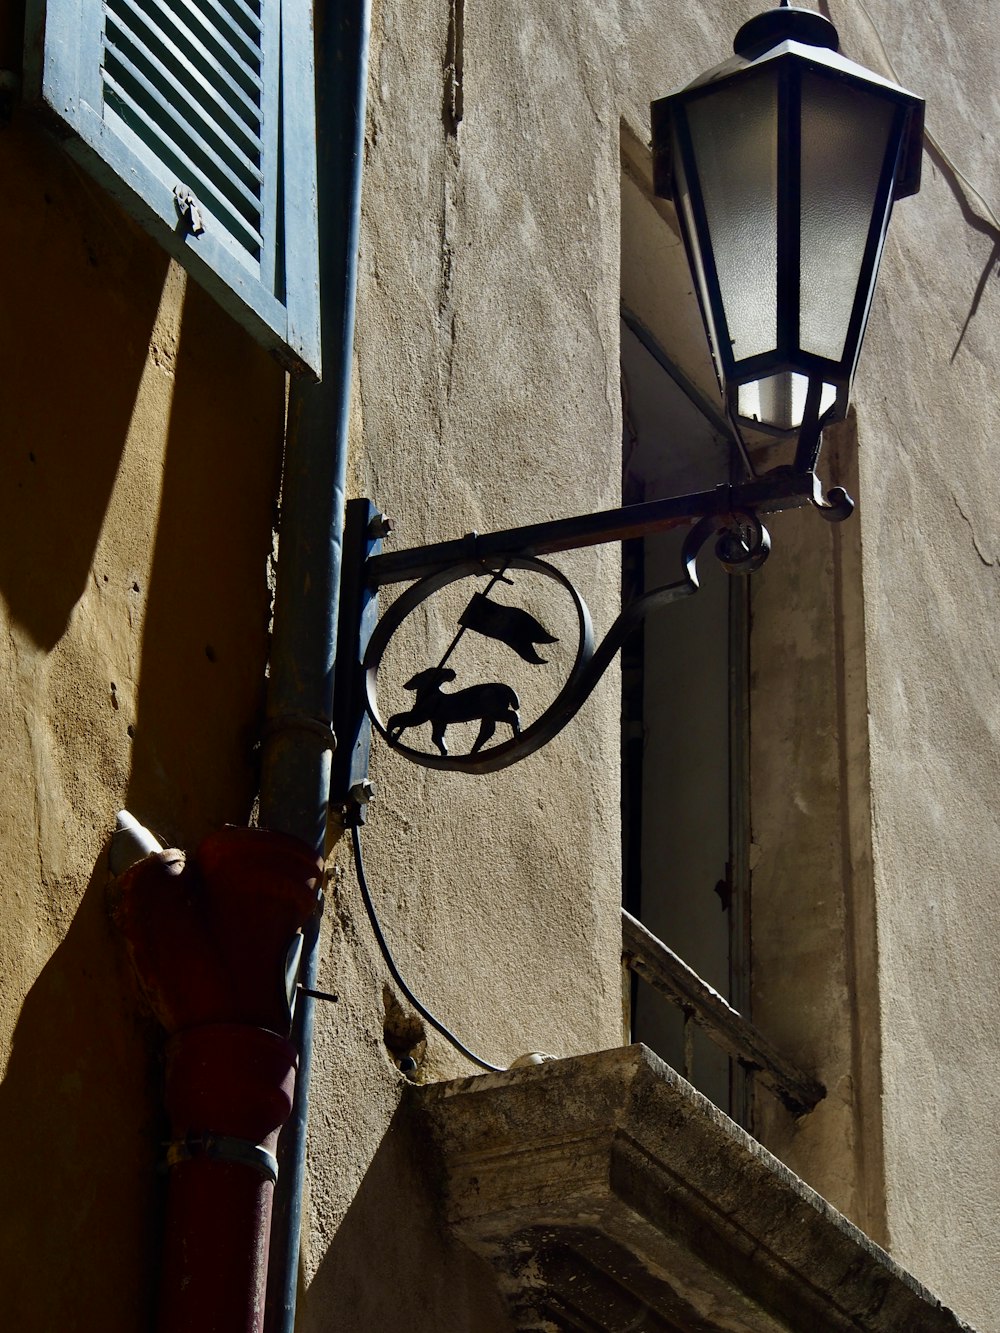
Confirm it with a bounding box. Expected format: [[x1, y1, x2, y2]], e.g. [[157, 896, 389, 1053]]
[[685, 73, 778, 363], [799, 73, 896, 362], [738, 374, 836, 430]]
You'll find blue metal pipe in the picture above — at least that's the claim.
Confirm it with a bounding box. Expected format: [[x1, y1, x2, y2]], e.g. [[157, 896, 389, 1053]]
[[260, 0, 372, 1328]]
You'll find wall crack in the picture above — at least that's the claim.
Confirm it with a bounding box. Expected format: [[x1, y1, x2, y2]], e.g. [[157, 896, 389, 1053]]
[[438, 1, 464, 426], [953, 493, 996, 567], [444, 0, 465, 137]]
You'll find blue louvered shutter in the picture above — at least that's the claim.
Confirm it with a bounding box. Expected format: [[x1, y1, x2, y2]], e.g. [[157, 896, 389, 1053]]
[[25, 0, 321, 375]]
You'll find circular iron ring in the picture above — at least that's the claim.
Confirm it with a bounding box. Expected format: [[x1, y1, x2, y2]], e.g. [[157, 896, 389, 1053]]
[[363, 557, 594, 773]]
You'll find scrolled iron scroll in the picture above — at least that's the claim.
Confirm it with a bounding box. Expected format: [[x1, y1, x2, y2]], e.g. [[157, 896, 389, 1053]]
[[363, 511, 771, 775]]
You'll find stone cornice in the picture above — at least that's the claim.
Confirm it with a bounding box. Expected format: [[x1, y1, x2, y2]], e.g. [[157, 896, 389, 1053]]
[[416, 1045, 974, 1332]]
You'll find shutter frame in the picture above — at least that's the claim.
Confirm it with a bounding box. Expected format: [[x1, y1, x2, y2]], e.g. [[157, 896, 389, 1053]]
[[24, 0, 321, 376]]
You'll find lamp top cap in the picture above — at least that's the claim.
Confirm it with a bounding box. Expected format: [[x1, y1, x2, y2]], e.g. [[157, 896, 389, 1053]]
[[734, 4, 840, 60]]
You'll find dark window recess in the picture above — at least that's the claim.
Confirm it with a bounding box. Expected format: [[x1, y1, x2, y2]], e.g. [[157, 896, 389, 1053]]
[[620, 311, 752, 1123]]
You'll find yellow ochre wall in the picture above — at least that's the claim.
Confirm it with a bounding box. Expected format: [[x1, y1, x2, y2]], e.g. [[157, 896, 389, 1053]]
[[0, 17, 287, 1317]]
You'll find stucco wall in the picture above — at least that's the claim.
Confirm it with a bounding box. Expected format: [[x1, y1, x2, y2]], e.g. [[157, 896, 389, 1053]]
[[301, 0, 885, 1324], [839, 2, 1000, 1325], [0, 95, 286, 1327], [299, 0, 627, 1323], [616, 5, 1000, 1326], [2, 0, 1000, 1330]]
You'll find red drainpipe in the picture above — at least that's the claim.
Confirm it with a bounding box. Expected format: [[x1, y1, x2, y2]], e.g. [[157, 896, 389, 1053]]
[[114, 825, 322, 1333]]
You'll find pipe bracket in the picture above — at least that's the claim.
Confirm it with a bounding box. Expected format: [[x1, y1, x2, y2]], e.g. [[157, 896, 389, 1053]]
[[166, 1134, 280, 1183], [261, 713, 336, 748]]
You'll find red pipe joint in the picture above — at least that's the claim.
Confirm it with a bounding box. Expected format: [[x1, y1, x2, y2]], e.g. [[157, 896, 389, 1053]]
[[115, 825, 322, 1036], [113, 826, 322, 1333]]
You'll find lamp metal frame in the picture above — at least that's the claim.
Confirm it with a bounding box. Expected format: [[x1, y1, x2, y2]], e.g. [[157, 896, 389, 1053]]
[[650, 11, 924, 436]]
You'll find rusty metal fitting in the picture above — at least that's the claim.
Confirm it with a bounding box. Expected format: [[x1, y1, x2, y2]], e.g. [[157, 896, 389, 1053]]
[[368, 513, 397, 540], [348, 779, 376, 806]]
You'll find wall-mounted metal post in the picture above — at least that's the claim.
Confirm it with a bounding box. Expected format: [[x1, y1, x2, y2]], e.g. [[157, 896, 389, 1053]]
[[259, 0, 372, 1329]]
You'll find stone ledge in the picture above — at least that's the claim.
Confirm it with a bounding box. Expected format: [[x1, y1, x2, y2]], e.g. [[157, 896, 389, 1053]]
[[415, 1045, 974, 1333]]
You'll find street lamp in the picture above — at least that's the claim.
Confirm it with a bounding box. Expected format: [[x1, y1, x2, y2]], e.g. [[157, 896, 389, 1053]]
[[651, 1, 924, 454], [333, 3, 924, 798]]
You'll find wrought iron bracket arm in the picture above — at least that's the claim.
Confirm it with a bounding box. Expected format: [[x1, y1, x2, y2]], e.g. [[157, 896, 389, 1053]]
[[809, 470, 854, 522], [363, 466, 849, 590], [334, 463, 852, 788]]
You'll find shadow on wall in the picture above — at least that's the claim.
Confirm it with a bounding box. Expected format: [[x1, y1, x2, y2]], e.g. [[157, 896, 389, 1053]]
[[0, 124, 171, 651], [0, 856, 162, 1332], [301, 1099, 513, 1333], [123, 279, 285, 848], [923, 133, 1000, 363]]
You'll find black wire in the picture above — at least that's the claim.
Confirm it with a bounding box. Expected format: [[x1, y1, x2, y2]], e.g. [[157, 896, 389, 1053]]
[[350, 822, 506, 1073]]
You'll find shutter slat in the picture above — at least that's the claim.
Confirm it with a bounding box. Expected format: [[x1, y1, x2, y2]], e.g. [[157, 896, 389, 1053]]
[[101, 46, 264, 239], [214, 0, 262, 46], [109, 0, 262, 161], [128, 0, 263, 113], [174, 0, 262, 91], [106, 5, 262, 188], [198, 0, 262, 68], [103, 69, 264, 255]]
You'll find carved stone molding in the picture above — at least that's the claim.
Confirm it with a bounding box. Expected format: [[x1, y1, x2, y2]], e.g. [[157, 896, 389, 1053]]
[[416, 1046, 974, 1333]]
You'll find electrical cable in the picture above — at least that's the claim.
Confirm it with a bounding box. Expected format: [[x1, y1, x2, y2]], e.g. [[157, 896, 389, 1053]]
[[350, 822, 507, 1073]]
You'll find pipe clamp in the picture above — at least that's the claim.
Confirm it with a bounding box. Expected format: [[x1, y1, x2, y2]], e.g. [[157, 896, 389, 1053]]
[[166, 1134, 279, 1183]]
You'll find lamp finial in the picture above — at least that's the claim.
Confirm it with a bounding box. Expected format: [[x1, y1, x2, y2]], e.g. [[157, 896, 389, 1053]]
[[734, 5, 839, 59]]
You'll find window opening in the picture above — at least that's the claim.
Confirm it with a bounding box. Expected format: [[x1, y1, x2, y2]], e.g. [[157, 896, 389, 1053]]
[[620, 311, 752, 1122]]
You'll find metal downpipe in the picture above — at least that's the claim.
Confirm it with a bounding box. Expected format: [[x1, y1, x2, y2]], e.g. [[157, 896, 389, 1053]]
[[259, 0, 372, 1328]]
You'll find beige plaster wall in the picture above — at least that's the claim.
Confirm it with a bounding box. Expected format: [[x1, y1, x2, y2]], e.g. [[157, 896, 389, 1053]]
[[299, 0, 888, 1324], [331, 1, 999, 1328], [748, 425, 887, 1237], [299, 0, 628, 1323], [616, 7, 1000, 1328], [838, 3, 1000, 1326], [3, 0, 1000, 1329], [0, 92, 286, 1328]]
